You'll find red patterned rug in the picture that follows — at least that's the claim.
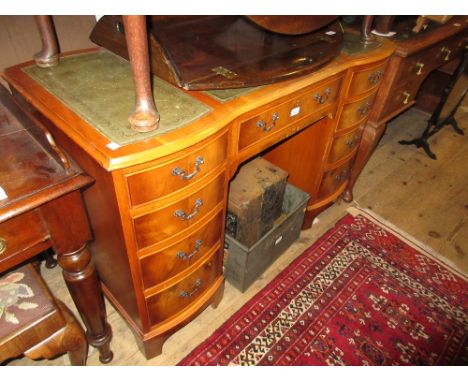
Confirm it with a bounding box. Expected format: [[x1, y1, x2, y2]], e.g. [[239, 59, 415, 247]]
[[179, 211, 468, 365]]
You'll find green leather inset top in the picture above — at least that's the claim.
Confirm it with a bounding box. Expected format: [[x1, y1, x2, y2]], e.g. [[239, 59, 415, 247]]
[[24, 51, 212, 146]]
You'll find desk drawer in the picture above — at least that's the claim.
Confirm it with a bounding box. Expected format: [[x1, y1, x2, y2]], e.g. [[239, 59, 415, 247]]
[[146, 249, 221, 326], [238, 76, 342, 151], [0, 210, 48, 264], [127, 133, 227, 207], [382, 81, 421, 117], [328, 126, 363, 164], [139, 211, 223, 289], [347, 61, 386, 97], [133, 173, 225, 250], [394, 35, 466, 87], [318, 161, 352, 199], [336, 92, 376, 131]]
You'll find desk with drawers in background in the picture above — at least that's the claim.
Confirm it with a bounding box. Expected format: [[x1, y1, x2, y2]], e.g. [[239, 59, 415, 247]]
[[3, 35, 394, 358], [344, 16, 468, 201]]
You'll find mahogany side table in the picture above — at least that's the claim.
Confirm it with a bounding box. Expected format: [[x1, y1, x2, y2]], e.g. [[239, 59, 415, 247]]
[[0, 85, 113, 363]]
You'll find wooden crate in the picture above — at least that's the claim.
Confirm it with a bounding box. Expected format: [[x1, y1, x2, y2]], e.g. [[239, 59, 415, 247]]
[[225, 183, 309, 292], [226, 157, 288, 248]]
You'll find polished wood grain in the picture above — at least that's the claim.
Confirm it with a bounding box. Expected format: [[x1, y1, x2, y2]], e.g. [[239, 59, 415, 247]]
[[139, 212, 223, 290], [328, 126, 363, 164], [146, 249, 222, 326], [133, 174, 225, 250], [246, 16, 338, 35], [347, 61, 387, 97], [126, 132, 228, 207], [336, 92, 377, 130], [90, 16, 344, 90]]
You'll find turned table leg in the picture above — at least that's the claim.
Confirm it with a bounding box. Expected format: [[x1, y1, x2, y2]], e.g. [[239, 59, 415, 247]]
[[40, 191, 113, 363], [34, 15, 59, 67], [122, 15, 160, 132]]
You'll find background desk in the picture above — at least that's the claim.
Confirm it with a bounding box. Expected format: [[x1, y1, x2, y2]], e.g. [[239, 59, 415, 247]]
[[345, 16, 468, 201]]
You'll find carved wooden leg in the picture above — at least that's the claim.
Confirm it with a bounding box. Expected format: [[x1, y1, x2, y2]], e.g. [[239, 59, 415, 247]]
[[302, 203, 333, 230], [40, 191, 113, 364], [34, 15, 59, 67], [343, 122, 386, 202], [122, 15, 160, 132]]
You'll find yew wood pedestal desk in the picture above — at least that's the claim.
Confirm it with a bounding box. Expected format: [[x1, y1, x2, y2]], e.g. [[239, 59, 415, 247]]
[[3, 35, 394, 358]]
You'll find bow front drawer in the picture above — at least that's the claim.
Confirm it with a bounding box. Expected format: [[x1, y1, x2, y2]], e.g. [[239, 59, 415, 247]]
[[336, 92, 376, 131], [126, 133, 228, 207], [132, 173, 225, 250], [328, 125, 363, 164], [139, 211, 224, 289], [145, 250, 222, 326], [347, 61, 387, 97]]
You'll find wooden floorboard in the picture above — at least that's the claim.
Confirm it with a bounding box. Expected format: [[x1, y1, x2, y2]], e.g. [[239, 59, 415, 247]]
[[6, 92, 468, 366]]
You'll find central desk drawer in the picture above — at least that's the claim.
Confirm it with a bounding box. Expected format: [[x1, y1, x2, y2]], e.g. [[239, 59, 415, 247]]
[[133, 173, 225, 250], [139, 211, 223, 289], [238, 76, 342, 151], [145, 249, 221, 326], [126, 133, 227, 207]]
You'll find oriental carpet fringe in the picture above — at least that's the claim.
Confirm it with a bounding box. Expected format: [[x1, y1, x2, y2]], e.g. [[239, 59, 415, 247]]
[[178, 210, 468, 365]]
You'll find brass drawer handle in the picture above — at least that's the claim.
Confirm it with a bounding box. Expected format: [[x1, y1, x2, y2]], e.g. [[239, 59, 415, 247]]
[[402, 91, 411, 105], [179, 278, 202, 298], [174, 198, 203, 221], [334, 169, 349, 183], [415, 62, 425, 75], [441, 46, 451, 61], [314, 87, 332, 104], [172, 156, 204, 180], [0, 237, 7, 255], [345, 134, 360, 148], [357, 102, 372, 117], [257, 112, 279, 132], [368, 70, 383, 85], [176, 239, 203, 260]]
